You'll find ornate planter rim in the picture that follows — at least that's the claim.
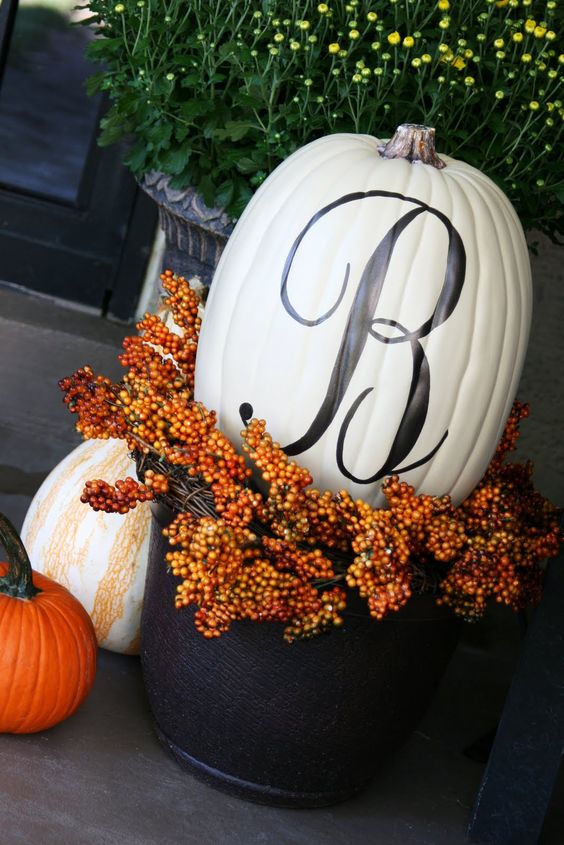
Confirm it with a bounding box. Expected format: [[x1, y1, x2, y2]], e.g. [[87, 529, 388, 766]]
[[140, 171, 234, 238]]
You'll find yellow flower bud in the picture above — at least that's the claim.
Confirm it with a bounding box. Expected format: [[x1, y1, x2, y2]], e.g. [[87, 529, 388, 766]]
[[367, 12, 378, 23], [512, 32, 524, 43], [114, 2, 125, 11], [317, 3, 329, 13], [437, 0, 450, 9], [521, 53, 533, 63], [534, 26, 547, 38], [403, 36, 415, 48], [529, 100, 540, 110], [422, 53, 432, 63], [328, 42, 341, 54], [524, 19, 536, 34], [387, 31, 401, 46], [494, 38, 504, 49]]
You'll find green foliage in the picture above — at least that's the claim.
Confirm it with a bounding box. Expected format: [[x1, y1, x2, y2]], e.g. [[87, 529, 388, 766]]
[[81, 0, 563, 237]]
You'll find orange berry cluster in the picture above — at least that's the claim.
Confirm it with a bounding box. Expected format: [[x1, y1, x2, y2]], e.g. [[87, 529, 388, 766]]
[[60, 274, 249, 508], [164, 512, 346, 641], [163, 402, 560, 633], [240, 419, 349, 550], [338, 488, 413, 620], [81, 477, 154, 513], [160, 269, 202, 335], [59, 367, 128, 441], [60, 274, 561, 640], [487, 400, 530, 475], [143, 469, 170, 495], [440, 420, 561, 619], [135, 312, 197, 385]]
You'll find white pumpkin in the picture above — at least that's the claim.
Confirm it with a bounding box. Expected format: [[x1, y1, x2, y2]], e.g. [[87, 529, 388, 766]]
[[195, 126, 532, 506], [21, 438, 151, 654]]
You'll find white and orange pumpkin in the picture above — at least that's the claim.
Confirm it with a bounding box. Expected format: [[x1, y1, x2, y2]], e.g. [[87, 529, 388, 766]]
[[195, 125, 532, 506], [21, 438, 151, 654]]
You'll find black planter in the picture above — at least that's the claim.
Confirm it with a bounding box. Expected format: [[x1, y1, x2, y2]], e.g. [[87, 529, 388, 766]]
[[140, 509, 459, 808], [140, 172, 234, 284]]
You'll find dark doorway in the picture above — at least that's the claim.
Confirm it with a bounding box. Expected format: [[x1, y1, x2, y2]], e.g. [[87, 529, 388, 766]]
[[0, 0, 157, 320]]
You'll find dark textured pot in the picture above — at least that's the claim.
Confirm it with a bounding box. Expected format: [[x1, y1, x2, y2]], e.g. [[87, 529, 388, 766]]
[[140, 508, 459, 808], [140, 172, 234, 284]]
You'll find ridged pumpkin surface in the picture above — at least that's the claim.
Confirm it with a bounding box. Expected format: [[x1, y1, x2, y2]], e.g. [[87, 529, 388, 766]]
[[21, 439, 150, 654], [195, 133, 532, 506], [0, 564, 97, 734]]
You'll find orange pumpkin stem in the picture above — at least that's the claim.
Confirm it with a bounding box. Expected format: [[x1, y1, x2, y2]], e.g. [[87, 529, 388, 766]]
[[378, 124, 446, 169], [0, 513, 41, 600]]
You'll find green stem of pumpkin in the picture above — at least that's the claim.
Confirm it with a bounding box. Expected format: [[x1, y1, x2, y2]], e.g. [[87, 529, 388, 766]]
[[0, 513, 40, 600]]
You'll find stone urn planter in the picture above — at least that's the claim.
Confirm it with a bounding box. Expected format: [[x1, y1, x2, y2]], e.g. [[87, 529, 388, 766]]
[[140, 172, 234, 284], [140, 506, 460, 809]]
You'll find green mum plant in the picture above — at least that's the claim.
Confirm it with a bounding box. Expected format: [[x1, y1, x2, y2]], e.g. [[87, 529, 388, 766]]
[[82, 0, 563, 237]]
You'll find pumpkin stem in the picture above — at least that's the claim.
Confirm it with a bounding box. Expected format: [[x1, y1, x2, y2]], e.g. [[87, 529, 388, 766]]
[[378, 124, 446, 169], [0, 513, 41, 600]]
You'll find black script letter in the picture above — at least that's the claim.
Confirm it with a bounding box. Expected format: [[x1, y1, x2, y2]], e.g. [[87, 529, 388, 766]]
[[241, 191, 466, 485]]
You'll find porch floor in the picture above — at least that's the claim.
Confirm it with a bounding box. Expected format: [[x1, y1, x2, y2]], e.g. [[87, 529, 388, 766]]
[[0, 256, 562, 845]]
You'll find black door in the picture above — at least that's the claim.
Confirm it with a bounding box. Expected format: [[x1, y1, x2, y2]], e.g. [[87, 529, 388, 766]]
[[0, 0, 157, 320]]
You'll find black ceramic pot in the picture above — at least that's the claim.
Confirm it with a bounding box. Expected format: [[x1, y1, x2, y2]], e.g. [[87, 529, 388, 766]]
[[140, 508, 459, 808]]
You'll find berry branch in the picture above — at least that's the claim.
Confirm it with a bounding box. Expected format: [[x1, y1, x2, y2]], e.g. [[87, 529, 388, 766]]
[[60, 273, 562, 642]]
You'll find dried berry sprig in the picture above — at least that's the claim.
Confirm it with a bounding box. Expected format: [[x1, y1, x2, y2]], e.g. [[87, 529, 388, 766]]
[[81, 477, 155, 514], [60, 273, 561, 640], [164, 513, 346, 642], [154, 402, 560, 638]]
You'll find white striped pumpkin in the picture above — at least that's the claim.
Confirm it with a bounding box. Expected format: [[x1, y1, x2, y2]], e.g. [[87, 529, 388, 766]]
[[21, 439, 151, 654], [195, 126, 532, 506]]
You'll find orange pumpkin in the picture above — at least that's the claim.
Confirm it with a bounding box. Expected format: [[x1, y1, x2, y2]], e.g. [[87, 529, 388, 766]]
[[0, 513, 97, 734]]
